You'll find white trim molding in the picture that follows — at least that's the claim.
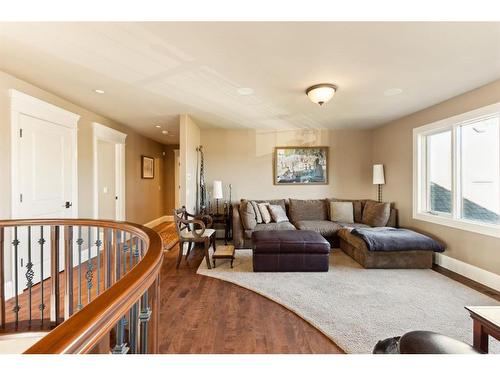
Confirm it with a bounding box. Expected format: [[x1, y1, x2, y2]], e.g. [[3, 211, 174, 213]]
[[413, 101, 500, 239], [143, 215, 172, 229], [92, 122, 127, 221], [434, 253, 500, 292], [9, 89, 80, 128]]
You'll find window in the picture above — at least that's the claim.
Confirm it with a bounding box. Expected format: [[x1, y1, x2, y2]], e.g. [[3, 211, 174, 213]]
[[413, 103, 500, 238]]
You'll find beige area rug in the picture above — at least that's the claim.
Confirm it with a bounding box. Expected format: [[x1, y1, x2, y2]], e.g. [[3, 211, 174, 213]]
[[197, 249, 500, 354]]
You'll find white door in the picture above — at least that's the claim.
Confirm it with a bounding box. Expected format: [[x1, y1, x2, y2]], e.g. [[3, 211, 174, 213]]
[[14, 114, 76, 289], [97, 140, 117, 220]]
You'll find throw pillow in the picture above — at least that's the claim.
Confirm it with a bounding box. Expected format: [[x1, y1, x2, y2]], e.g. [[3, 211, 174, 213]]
[[239, 200, 257, 230], [361, 201, 390, 227], [250, 201, 263, 223], [330, 201, 354, 223], [268, 204, 289, 223], [257, 202, 272, 224]]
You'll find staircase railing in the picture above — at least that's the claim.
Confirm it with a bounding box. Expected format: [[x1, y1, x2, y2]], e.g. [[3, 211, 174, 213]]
[[0, 219, 163, 354]]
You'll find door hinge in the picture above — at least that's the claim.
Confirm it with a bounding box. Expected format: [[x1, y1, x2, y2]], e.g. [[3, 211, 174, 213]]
[[19, 128, 23, 138], [20, 258, 24, 267], [19, 193, 23, 203]]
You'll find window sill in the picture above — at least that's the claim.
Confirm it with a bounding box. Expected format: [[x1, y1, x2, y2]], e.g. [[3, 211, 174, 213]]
[[413, 211, 500, 239]]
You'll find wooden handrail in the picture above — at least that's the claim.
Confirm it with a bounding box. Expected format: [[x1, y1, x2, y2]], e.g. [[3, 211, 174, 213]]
[[0, 219, 163, 354]]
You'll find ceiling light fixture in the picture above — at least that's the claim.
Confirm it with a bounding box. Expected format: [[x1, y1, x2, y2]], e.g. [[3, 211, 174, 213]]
[[94, 89, 105, 94], [162, 130, 168, 135], [155, 125, 161, 128], [306, 84, 337, 106]]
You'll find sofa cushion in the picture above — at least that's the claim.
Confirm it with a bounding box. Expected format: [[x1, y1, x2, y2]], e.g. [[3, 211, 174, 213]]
[[338, 222, 370, 230], [258, 202, 272, 223], [249, 201, 263, 223], [362, 201, 391, 227], [239, 200, 257, 230], [328, 198, 364, 223], [250, 221, 296, 235], [294, 220, 342, 237], [330, 201, 354, 223], [268, 204, 289, 223], [289, 199, 328, 222]]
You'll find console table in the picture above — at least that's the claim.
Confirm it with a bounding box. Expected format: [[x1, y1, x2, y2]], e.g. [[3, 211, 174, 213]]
[[465, 306, 500, 353]]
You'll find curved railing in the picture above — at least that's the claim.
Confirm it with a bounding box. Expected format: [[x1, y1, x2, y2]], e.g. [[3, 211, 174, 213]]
[[0, 219, 163, 354]]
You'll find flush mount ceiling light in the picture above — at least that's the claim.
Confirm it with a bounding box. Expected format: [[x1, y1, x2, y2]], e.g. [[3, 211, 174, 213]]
[[93, 89, 105, 94], [155, 125, 161, 128], [306, 84, 337, 106], [162, 130, 168, 135]]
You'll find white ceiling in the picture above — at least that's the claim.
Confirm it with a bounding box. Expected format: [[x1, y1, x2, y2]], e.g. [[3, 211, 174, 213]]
[[0, 22, 499, 144]]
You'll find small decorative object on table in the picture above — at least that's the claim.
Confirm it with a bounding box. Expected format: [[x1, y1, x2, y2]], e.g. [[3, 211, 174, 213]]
[[212, 244, 235, 268]]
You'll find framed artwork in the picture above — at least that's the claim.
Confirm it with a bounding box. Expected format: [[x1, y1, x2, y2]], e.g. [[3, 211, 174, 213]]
[[141, 155, 155, 179], [273, 146, 328, 185]]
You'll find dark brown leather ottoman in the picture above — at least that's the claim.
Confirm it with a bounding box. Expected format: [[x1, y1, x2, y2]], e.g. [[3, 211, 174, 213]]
[[252, 230, 330, 272]]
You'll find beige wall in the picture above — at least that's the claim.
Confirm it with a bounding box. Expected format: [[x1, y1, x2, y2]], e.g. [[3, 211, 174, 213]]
[[179, 114, 201, 213], [372, 79, 500, 275], [0, 69, 168, 225], [200, 128, 374, 203]]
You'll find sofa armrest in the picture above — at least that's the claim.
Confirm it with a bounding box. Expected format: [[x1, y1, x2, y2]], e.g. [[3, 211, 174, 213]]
[[232, 204, 245, 248]]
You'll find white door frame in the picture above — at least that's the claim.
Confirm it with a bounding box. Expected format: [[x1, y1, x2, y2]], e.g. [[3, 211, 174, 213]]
[[173, 149, 180, 210], [92, 122, 127, 221], [9, 89, 80, 219]]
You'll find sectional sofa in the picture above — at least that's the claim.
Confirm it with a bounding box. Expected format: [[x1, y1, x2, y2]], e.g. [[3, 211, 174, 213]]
[[233, 198, 397, 248], [232, 198, 434, 269]]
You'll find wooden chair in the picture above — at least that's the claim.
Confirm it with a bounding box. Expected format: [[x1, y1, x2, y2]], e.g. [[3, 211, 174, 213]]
[[173, 207, 216, 269]]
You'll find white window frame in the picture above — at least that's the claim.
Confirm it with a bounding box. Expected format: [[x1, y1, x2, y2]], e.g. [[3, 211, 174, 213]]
[[413, 102, 500, 239]]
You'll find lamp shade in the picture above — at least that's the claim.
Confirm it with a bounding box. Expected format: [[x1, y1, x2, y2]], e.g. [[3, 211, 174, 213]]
[[373, 164, 385, 185], [213, 180, 223, 199]]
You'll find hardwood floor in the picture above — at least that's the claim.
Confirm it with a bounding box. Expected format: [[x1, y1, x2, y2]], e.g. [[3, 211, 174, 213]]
[[157, 231, 343, 353]]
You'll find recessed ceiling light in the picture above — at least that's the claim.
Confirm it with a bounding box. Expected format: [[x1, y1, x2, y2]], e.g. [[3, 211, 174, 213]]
[[162, 130, 168, 135], [237, 87, 254, 96], [155, 125, 161, 128], [384, 88, 403, 96], [94, 89, 105, 94]]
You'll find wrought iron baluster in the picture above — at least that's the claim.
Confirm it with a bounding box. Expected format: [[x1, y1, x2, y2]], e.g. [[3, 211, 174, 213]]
[[12, 226, 20, 327], [95, 227, 102, 295], [103, 228, 115, 289], [26, 226, 34, 325], [139, 290, 152, 354], [50, 226, 61, 327], [39, 226, 46, 327], [115, 229, 121, 281], [0, 227, 5, 329], [76, 226, 83, 310], [86, 227, 93, 304], [129, 238, 141, 354], [122, 231, 127, 276], [64, 226, 74, 320]]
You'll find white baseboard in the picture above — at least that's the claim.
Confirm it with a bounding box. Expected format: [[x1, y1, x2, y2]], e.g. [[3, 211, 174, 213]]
[[143, 215, 171, 228], [434, 253, 500, 292]]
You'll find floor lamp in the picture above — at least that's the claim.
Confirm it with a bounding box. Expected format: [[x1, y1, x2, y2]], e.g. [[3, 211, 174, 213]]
[[373, 164, 385, 203], [213, 180, 223, 215]]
